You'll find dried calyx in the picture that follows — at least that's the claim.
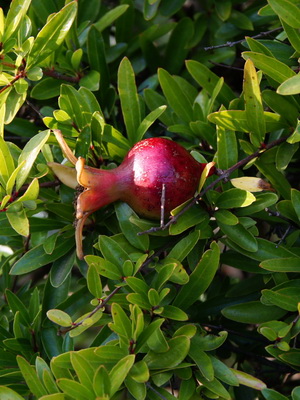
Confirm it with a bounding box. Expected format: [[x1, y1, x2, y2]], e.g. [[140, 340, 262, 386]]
[[49, 130, 214, 259]]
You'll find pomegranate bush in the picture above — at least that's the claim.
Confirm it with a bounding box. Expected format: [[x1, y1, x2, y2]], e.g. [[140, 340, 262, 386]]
[[0, 1, 300, 399]]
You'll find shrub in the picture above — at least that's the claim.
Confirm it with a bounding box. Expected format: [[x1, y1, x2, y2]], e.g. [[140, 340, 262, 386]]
[[0, 0, 300, 399]]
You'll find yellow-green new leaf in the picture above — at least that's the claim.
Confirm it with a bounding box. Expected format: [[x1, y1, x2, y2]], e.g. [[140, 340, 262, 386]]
[[47, 309, 73, 327], [277, 74, 300, 95], [6, 206, 29, 237], [243, 59, 266, 146]]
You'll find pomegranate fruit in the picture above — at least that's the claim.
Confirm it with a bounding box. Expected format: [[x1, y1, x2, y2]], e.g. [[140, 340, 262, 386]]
[[49, 130, 213, 258]]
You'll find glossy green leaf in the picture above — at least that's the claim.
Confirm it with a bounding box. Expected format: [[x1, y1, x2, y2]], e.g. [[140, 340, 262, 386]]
[[173, 242, 220, 309], [115, 203, 149, 251], [158, 68, 194, 123], [262, 89, 299, 125], [98, 235, 129, 269], [281, 19, 300, 53], [136, 105, 167, 142], [243, 59, 266, 146], [4, 89, 27, 124], [216, 188, 256, 209], [118, 57, 141, 145], [27, 2, 78, 68], [147, 327, 169, 352], [191, 331, 228, 352], [216, 126, 238, 170], [277, 74, 300, 95], [3, 0, 31, 42], [0, 386, 24, 400], [242, 52, 295, 83], [196, 374, 231, 400], [168, 230, 200, 262], [57, 378, 94, 400], [261, 287, 300, 311], [291, 189, 300, 220], [10, 236, 74, 275], [164, 18, 194, 74], [50, 249, 76, 288], [222, 301, 286, 323], [144, 335, 190, 369], [47, 309, 72, 327], [188, 345, 214, 381], [267, 0, 300, 28], [186, 60, 235, 106], [219, 221, 258, 252], [70, 352, 94, 392], [209, 355, 239, 386], [231, 370, 266, 390], [260, 257, 300, 272], [17, 356, 48, 398], [109, 303, 132, 340], [94, 5, 129, 32], [279, 351, 300, 366], [262, 388, 289, 400], [109, 355, 135, 396], [208, 110, 287, 133], [0, 135, 15, 187], [215, 209, 239, 225], [16, 130, 50, 190], [6, 207, 29, 237], [93, 365, 111, 398], [160, 305, 188, 321], [86, 264, 102, 299], [143, 88, 174, 126], [169, 205, 207, 235]]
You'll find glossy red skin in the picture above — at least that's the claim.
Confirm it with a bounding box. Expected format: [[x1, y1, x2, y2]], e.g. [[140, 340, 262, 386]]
[[116, 138, 205, 219]]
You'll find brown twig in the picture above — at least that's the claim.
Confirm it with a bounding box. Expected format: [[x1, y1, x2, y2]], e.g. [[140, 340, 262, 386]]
[[43, 68, 81, 83], [138, 134, 290, 236], [203, 27, 283, 51]]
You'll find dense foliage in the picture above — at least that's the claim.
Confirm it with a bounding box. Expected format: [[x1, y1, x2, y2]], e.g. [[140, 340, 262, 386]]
[[1, 0, 300, 399]]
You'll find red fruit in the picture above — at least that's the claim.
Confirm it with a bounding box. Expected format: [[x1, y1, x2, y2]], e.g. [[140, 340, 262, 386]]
[[50, 132, 213, 258]]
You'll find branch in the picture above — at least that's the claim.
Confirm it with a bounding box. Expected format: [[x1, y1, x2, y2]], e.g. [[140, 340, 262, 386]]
[[43, 68, 81, 83], [203, 27, 283, 51], [138, 134, 290, 235]]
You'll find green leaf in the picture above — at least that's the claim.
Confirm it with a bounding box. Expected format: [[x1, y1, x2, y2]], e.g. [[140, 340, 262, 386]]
[[0, 386, 24, 400], [262, 89, 299, 125], [196, 374, 231, 400], [209, 355, 239, 386], [79, 70, 100, 92], [93, 366, 111, 398], [147, 327, 169, 353], [10, 236, 75, 275], [215, 209, 239, 225], [261, 287, 300, 311], [87, 264, 102, 299], [186, 60, 235, 106], [216, 188, 256, 209], [222, 301, 286, 323], [191, 331, 228, 352], [281, 19, 300, 53], [279, 351, 300, 366], [109, 355, 135, 396], [168, 230, 200, 262], [291, 189, 300, 220], [267, 0, 300, 28], [57, 378, 95, 400], [188, 345, 214, 381], [243, 59, 266, 146], [158, 68, 194, 123], [47, 309, 72, 327], [3, 0, 31, 42], [262, 388, 289, 400], [136, 105, 167, 142], [208, 110, 288, 133], [94, 5, 129, 33], [160, 305, 188, 321], [98, 235, 129, 269], [173, 242, 220, 309], [50, 249, 76, 288], [5, 289, 31, 325], [260, 257, 300, 272], [0, 135, 15, 187], [242, 52, 295, 83], [144, 335, 190, 369], [115, 203, 149, 251], [70, 352, 94, 392], [164, 18, 194, 74], [16, 130, 50, 190], [109, 303, 132, 340], [277, 74, 300, 95], [232, 370, 266, 390], [27, 2, 78, 68], [169, 205, 208, 235], [85, 255, 122, 281], [17, 356, 48, 398], [6, 206, 29, 237], [218, 221, 258, 252], [118, 57, 141, 145], [216, 127, 238, 170]]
